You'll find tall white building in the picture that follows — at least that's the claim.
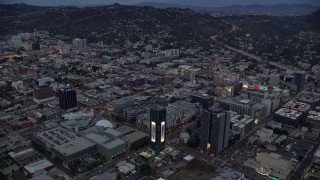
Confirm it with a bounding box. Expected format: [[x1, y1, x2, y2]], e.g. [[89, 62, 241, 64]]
[[72, 38, 87, 49]]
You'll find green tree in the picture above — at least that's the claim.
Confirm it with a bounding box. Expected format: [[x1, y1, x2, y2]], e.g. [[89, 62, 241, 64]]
[[140, 163, 152, 176], [129, 117, 137, 124], [273, 128, 282, 135], [92, 66, 101, 72], [186, 128, 192, 136], [189, 115, 196, 122], [281, 130, 288, 135], [39, 115, 46, 122], [114, 114, 125, 122], [187, 133, 200, 147], [0, 172, 7, 180], [265, 126, 273, 130], [170, 97, 177, 103]]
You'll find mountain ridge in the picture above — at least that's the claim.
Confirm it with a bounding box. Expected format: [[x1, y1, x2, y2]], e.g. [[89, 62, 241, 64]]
[[135, 2, 320, 15], [0, 3, 319, 39]]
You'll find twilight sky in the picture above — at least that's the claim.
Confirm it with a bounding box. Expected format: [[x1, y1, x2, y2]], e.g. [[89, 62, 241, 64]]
[[1, 0, 320, 7]]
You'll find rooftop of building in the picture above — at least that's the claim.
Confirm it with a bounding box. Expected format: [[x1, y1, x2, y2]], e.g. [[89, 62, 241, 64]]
[[308, 111, 320, 121], [314, 146, 320, 159], [150, 106, 166, 112], [29, 174, 55, 180], [117, 161, 135, 174], [191, 93, 214, 100], [89, 172, 118, 180], [95, 119, 113, 128], [62, 111, 93, 121], [84, 133, 125, 149], [230, 112, 253, 123], [212, 167, 244, 180], [183, 155, 194, 162], [8, 148, 35, 159], [274, 135, 288, 144], [53, 137, 96, 156], [116, 125, 135, 136], [121, 130, 148, 143], [275, 108, 302, 120], [104, 128, 122, 137], [23, 159, 53, 174], [255, 128, 276, 143], [215, 96, 255, 107], [80, 126, 106, 135], [33, 86, 55, 100], [34, 126, 80, 148], [111, 96, 137, 105], [296, 91, 320, 104], [284, 100, 311, 113], [60, 118, 93, 129]]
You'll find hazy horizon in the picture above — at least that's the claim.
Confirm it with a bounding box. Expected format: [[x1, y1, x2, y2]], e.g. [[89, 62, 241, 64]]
[[1, 0, 320, 7]]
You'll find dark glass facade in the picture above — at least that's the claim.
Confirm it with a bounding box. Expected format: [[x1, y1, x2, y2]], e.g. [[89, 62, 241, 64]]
[[149, 107, 166, 154], [191, 93, 213, 109], [295, 71, 306, 92], [59, 87, 77, 110], [199, 107, 230, 153]]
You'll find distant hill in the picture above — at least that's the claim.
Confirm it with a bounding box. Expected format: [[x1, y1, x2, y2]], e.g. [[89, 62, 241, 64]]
[[215, 4, 320, 15], [137, 2, 320, 15], [0, 3, 319, 39], [0, 3, 226, 39], [309, 9, 320, 17], [0, 3, 51, 17], [304, 9, 320, 30]]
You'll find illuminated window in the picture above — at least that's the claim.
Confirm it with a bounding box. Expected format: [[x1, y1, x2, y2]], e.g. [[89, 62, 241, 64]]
[[207, 143, 211, 149], [161, 122, 165, 142], [151, 122, 156, 142]]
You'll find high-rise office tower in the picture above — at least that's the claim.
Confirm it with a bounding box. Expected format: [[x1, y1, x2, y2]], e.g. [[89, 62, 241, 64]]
[[199, 107, 230, 153], [149, 106, 166, 155], [294, 71, 306, 92], [191, 93, 214, 109], [59, 87, 77, 110]]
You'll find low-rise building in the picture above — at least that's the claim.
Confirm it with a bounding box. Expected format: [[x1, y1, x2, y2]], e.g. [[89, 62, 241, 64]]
[[23, 159, 54, 177], [296, 91, 320, 107], [33, 86, 55, 104], [84, 132, 126, 159], [89, 172, 118, 180], [180, 132, 190, 143], [274, 108, 302, 127], [116, 125, 135, 136], [33, 126, 96, 162], [116, 161, 135, 174], [121, 130, 148, 148], [230, 111, 254, 137], [8, 148, 42, 167], [306, 111, 320, 129]]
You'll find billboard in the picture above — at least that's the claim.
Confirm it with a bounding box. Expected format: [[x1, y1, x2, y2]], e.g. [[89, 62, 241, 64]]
[[161, 122, 165, 142], [151, 121, 156, 142]]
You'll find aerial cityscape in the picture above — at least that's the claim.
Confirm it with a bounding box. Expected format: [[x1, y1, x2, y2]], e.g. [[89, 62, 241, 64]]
[[0, 0, 320, 180]]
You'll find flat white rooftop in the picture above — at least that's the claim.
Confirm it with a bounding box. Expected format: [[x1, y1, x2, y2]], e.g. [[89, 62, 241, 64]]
[[24, 159, 53, 174]]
